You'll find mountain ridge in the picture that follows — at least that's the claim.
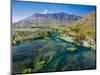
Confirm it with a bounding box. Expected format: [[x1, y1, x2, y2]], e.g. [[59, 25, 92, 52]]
[[13, 12, 82, 27]]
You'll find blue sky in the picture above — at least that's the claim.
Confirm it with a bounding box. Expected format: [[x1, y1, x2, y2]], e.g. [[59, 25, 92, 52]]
[[12, 0, 96, 23]]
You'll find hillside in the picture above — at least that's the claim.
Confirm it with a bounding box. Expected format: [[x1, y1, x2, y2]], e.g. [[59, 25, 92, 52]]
[[72, 12, 96, 26]]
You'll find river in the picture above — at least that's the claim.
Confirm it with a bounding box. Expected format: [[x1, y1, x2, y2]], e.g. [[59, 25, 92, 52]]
[[12, 32, 96, 74]]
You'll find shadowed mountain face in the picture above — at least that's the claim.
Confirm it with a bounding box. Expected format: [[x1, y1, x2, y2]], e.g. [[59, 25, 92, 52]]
[[13, 12, 82, 27]]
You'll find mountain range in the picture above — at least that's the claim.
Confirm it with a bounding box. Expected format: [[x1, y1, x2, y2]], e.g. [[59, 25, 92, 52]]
[[13, 12, 82, 27]]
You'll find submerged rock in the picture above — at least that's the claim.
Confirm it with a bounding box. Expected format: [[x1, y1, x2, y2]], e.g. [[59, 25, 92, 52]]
[[66, 47, 77, 52]]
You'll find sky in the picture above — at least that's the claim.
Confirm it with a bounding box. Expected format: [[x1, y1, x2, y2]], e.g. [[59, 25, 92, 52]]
[[12, 0, 96, 23]]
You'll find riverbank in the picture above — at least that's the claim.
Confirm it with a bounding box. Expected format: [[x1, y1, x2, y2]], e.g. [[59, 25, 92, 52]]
[[60, 36, 96, 50]]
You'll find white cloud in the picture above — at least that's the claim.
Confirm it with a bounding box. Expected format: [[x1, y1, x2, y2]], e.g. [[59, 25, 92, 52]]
[[42, 9, 48, 14]]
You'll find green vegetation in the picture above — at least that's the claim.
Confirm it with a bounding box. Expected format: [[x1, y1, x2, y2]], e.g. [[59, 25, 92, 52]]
[[22, 68, 33, 74], [66, 47, 77, 52], [12, 36, 34, 45], [32, 60, 46, 72], [21, 60, 46, 73], [62, 24, 95, 39], [70, 24, 95, 40], [37, 60, 46, 66], [44, 37, 51, 41]]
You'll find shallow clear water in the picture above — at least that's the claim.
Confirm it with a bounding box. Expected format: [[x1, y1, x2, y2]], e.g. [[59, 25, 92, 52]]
[[12, 33, 96, 74]]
